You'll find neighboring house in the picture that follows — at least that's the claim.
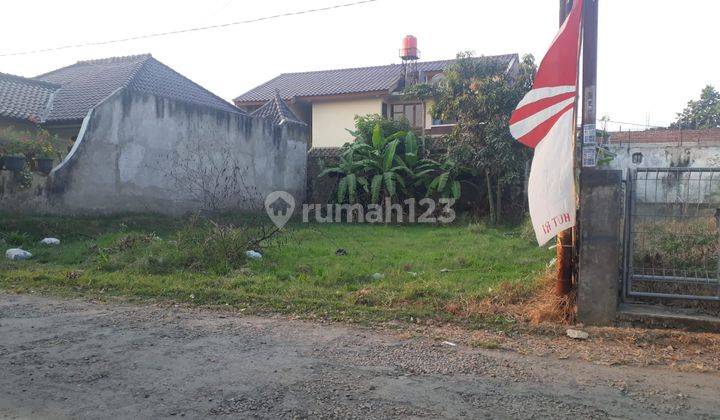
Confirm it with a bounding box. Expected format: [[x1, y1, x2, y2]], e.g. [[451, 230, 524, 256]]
[[249, 90, 307, 127], [234, 46, 519, 148], [1, 54, 242, 142], [0, 73, 59, 130], [606, 128, 720, 171], [0, 54, 308, 215]]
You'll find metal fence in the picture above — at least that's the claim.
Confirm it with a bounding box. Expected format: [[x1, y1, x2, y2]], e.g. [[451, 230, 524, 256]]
[[623, 168, 720, 302]]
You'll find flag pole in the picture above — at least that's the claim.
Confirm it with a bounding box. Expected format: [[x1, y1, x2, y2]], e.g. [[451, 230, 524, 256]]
[[556, 0, 574, 296]]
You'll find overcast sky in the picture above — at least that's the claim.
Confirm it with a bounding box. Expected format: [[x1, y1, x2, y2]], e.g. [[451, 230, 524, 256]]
[[1, 0, 717, 131]]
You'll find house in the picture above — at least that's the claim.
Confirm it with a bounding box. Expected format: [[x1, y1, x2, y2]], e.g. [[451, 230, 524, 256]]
[[605, 128, 720, 171], [234, 37, 518, 148], [0, 73, 59, 130], [1, 54, 242, 143], [0, 54, 308, 215]]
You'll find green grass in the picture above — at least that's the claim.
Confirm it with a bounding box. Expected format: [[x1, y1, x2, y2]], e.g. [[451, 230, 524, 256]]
[[0, 214, 551, 327]]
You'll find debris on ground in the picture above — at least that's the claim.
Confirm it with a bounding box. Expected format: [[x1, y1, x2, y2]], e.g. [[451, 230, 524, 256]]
[[566, 329, 590, 340], [335, 248, 348, 256], [40, 238, 61, 246], [371, 273, 385, 280], [441, 341, 458, 347], [5, 248, 32, 261], [245, 250, 262, 260]]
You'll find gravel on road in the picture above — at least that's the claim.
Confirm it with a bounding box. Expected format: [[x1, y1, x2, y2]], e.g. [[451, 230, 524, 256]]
[[0, 293, 718, 419]]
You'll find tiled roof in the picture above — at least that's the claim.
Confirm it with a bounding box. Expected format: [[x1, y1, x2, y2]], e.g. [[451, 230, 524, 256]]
[[608, 128, 720, 145], [234, 54, 518, 103], [34, 54, 241, 122], [250, 90, 306, 126], [0, 72, 59, 121]]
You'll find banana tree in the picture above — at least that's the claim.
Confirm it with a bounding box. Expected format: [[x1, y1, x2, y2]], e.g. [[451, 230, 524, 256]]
[[318, 149, 368, 204], [359, 139, 410, 204], [426, 159, 462, 200]]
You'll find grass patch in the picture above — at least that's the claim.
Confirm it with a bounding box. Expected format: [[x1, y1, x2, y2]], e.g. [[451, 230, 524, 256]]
[[0, 214, 551, 327]]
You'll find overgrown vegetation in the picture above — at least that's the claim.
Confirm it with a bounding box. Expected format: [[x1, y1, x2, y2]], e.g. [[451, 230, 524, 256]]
[[0, 214, 551, 326], [405, 53, 538, 223], [634, 218, 718, 273], [0, 126, 61, 161], [320, 121, 462, 204]]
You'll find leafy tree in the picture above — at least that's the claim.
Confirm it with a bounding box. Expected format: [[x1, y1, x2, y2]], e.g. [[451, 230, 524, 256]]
[[671, 85, 720, 129], [407, 53, 537, 223]]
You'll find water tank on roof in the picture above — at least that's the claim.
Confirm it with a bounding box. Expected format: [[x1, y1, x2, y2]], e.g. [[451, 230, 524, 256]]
[[400, 35, 419, 61]]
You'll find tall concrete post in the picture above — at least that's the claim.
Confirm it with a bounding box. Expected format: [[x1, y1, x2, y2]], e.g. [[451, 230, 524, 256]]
[[577, 170, 622, 325]]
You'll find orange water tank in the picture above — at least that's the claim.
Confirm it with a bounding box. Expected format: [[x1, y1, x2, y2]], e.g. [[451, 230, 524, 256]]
[[400, 35, 419, 60]]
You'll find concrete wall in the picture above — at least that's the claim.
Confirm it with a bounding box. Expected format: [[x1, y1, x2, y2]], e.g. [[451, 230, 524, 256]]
[[606, 143, 720, 206], [0, 89, 308, 215], [607, 143, 720, 173], [311, 97, 383, 148]]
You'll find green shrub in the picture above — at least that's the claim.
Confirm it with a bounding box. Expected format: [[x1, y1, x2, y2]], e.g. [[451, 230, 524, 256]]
[[4, 231, 30, 246], [349, 114, 410, 145], [175, 219, 251, 275]]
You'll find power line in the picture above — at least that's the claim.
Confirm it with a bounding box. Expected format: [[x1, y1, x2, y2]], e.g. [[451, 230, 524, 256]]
[[597, 119, 670, 129], [0, 0, 379, 57]]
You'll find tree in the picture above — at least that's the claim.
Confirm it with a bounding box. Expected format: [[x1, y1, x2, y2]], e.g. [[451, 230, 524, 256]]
[[671, 85, 720, 130], [407, 53, 537, 223], [319, 121, 463, 205]]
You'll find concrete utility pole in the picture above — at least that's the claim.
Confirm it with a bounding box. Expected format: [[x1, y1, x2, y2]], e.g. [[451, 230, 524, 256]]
[[582, 0, 599, 153], [556, 0, 574, 296]]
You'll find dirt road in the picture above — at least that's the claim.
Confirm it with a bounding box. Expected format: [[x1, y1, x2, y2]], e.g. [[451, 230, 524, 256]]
[[0, 293, 718, 419]]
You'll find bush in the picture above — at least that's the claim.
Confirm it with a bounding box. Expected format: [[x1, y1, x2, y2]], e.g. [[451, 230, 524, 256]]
[[320, 118, 462, 205], [175, 218, 252, 275], [0, 126, 58, 159], [82, 215, 285, 276], [3, 231, 30, 247]]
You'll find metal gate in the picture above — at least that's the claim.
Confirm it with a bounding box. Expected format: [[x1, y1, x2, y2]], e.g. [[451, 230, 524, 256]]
[[623, 168, 720, 302]]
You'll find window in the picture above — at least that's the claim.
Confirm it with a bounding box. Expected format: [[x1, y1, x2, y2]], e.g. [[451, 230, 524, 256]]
[[432, 117, 458, 126], [632, 153, 643, 164], [390, 103, 424, 129]]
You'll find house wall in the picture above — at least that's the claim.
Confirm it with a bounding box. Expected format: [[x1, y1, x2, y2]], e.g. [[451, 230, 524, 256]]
[[0, 117, 36, 132], [607, 143, 720, 174], [605, 143, 720, 205], [311, 97, 383, 147], [424, 99, 434, 130], [0, 89, 308, 215]]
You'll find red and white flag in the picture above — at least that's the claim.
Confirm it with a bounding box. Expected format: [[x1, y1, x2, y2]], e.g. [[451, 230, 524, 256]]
[[510, 0, 584, 246]]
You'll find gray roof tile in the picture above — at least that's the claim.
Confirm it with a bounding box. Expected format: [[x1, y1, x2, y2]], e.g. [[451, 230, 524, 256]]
[[234, 54, 518, 103], [34, 54, 241, 122], [250, 91, 306, 126], [0, 73, 59, 121]]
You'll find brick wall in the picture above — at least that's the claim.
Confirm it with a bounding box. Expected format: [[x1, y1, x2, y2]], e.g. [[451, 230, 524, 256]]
[[608, 128, 720, 145]]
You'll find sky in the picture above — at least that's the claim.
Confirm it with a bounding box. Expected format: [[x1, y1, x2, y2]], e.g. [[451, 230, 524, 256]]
[[1, 0, 718, 131]]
